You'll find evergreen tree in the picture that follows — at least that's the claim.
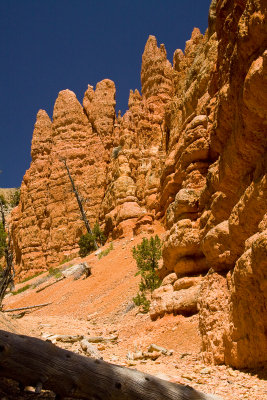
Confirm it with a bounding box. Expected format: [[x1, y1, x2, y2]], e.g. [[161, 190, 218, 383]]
[[10, 189, 20, 207], [132, 235, 162, 313], [0, 222, 7, 259], [78, 222, 106, 257]]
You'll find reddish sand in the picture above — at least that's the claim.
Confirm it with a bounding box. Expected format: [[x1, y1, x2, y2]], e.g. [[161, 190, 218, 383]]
[[1, 227, 266, 399]]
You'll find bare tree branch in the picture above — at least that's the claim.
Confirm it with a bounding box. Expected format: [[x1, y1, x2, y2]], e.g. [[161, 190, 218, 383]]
[[60, 158, 98, 249]]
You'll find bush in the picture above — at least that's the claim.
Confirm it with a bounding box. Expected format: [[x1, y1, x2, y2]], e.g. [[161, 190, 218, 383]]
[[78, 222, 106, 258], [0, 195, 6, 207], [12, 284, 31, 296], [59, 255, 74, 265], [132, 235, 162, 313], [0, 222, 7, 258], [48, 267, 62, 279], [19, 271, 44, 283], [98, 242, 114, 259], [10, 189, 20, 207], [78, 233, 96, 257], [93, 222, 106, 246]]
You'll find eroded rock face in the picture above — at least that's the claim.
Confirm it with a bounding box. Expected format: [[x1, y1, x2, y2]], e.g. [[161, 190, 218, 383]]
[[11, 90, 108, 277], [10, 0, 267, 369], [156, 0, 267, 369], [98, 35, 174, 238], [83, 79, 116, 150], [11, 34, 174, 270], [150, 275, 202, 320]]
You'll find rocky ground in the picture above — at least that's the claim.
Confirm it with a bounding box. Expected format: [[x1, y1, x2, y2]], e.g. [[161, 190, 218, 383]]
[[0, 229, 266, 399]]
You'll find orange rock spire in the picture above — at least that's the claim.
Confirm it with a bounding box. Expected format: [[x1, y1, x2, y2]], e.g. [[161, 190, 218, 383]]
[[10, 0, 267, 370]]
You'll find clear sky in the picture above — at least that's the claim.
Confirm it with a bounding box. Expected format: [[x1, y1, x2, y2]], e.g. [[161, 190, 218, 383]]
[[0, 0, 212, 188]]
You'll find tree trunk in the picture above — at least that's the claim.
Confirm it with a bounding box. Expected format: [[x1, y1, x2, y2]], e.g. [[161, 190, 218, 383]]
[[61, 158, 98, 249], [0, 329, 222, 400]]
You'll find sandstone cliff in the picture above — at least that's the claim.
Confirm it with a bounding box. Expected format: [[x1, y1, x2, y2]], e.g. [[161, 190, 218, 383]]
[[11, 89, 110, 273], [151, 0, 267, 369], [10, 0, 266, 369]]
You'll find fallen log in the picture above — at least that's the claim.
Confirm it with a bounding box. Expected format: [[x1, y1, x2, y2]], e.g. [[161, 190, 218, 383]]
[[36, 277, 65, 293], [3, 302, 52, 312], [0, 329, 223, 400]]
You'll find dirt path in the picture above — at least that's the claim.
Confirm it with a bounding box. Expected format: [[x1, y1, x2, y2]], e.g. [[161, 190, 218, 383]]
[[1, 228, 266, 399]]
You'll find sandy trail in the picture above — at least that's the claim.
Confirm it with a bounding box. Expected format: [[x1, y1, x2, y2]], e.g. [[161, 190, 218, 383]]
[[1, 228, 266, 399]]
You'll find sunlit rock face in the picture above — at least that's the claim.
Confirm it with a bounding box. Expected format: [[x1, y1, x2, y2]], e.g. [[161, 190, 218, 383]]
[[83, 79, 116, 151], [10, 0, 267, 369], [11, 89, 109, 276], [98, 34, 175, 239], [156, 0, 267, 369]]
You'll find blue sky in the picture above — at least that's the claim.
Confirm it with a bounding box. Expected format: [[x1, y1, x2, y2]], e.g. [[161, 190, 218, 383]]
[[0, 0, 212, 187]]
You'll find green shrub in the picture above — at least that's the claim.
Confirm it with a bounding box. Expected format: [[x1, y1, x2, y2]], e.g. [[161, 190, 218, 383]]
[[132, 292, 151, 313], [59, 255, 74, 265], [48, 267, 62, 279], [0, 195, 6, 206], [78, 233, 96, 257], [19, 271, 44, 283], [93, 222, 106, 246], [78, 222, 106, 257], [132, 235, 162, 313], [10, 189, 20, 207], [0, 222, 7, 258], [98, 242, 114, 259], [12, 284, 31, 295]]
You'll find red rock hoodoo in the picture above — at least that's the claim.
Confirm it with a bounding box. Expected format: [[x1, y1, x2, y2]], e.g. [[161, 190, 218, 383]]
[[10, 0, 267, 369]]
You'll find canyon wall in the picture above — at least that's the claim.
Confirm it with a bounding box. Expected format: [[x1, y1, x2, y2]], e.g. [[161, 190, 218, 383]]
[[10, 0, 266, 368], [151, 0, 267, 369]]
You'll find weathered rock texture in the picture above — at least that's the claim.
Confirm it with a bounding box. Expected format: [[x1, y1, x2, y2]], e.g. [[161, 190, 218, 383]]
[[10, 0, 267, 369], [11, 90, 109, 275], [98, 35, 174, 239], [155, 0, 267, 369]]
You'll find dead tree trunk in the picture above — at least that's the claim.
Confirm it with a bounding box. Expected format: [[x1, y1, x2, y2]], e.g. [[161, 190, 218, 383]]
[[0, 200, 15, 308], [0, 329, 222, 400], [61, 158, 98, 249]]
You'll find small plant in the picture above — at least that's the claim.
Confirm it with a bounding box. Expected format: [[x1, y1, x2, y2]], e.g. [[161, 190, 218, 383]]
[[78, 233, 97, 257], [0, 222, 7, 258], [132, 235, 162, 313], [0, 195, 6, 206], [12, 284, 31, 295], [132, 292, 151, 313], [98, 242, 114, 259], [78, 222, 106, 257], [48, 267, 62, 279], [59, 255, 74, 265], [19, 271, 44, 283], [10, 189, 20, 208], [93, 222, 106, 246]]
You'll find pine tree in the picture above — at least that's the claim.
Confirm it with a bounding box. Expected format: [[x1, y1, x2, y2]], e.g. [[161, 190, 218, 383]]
[[0, 222, 7, 259], [132, 235, 162, 313], [78, 222, 106, 257]]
